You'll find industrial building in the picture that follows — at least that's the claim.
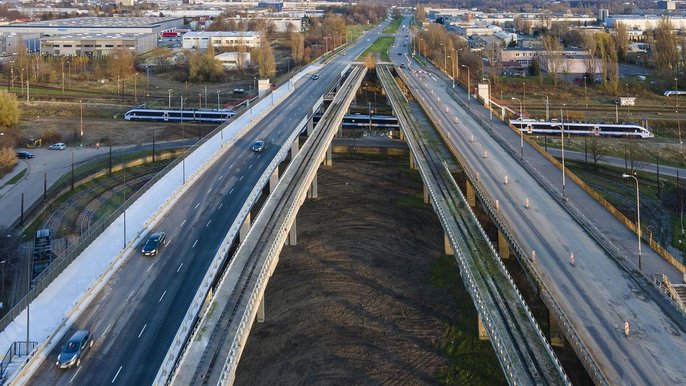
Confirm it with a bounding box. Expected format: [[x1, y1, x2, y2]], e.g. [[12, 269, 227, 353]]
[[182, 31, 261, 50], [0, 32, 40, 54], [215, 52, 251, 70], [0, 16, 183, 36], [40, 33, 157, 56]]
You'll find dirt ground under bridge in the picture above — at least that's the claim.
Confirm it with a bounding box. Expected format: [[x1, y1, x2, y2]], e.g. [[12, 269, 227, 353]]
[[235, 153, 506, 385]]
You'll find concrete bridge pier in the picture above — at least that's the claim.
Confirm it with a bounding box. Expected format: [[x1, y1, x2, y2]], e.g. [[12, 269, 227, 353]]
[[307, 118, 314, 136], [497, 231, 510, 259], [478, 315, 489, 341], [285, 220, 297, 246], [465, 180, 476, 207], [423, 182, 431, 204], [240, 213, 251, 242], [308, 173, 318, 199], [399, 127, 405, 141], [549, 311, 566, 347], [324, 144, 333, 167], [257, 296, 265, 323], [444, 234, 454, 256], [290, 138, 300, 160], [409, 153, 417, 170], [337, 122, 343, 137], [269, 168, 279, 193]]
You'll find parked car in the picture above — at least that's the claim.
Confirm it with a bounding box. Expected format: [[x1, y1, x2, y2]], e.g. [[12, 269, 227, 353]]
[[141, 232, 166, 256], [311, 74, 320, 80], [251, 140, 266, 152], [49, 143, 66, 150], [16, 151, 34, 159], [56, 330, 93, 369]]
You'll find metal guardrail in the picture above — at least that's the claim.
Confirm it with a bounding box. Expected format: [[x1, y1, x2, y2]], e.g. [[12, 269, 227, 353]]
[[0, 83, 289, 335], [380, 66, 568, 385], [158, 67, 353, 385], [0, 341, 36, 383], [440, 81, 686, 319], [214, 66, 368, 386], [154, 111, 311, 386], [403, 68, 610, 385]]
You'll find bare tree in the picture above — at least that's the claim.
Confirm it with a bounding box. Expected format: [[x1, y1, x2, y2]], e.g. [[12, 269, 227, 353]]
[[615, 22, 629, 62], [588, 135, 607, 171], [290, 32, 305, 65], [542, 34, 563, 85], [652, 17, 678, 75]]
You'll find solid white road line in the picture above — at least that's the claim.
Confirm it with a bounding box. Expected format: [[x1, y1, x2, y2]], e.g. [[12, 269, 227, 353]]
[[159, 290, 167, 303], [146, 262, 154, 273], [138, 324, 147, 338], [177, 263, 184, 272], [208, 187, 212, 194], [111, 366, 123, 383], [103, 323, 113, 337], [125, 290, 135, 303], [69, 367, 82, 383]]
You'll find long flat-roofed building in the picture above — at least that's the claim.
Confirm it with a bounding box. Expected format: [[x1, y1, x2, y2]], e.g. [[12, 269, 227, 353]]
[[0, 16, 183, 36], [40, 33, 157, 56], [182, 31, 262, 50]]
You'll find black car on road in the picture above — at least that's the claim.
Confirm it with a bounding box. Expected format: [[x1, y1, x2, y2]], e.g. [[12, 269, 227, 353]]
[[16, 151, 34, 159], [141, 232, 166, 256]]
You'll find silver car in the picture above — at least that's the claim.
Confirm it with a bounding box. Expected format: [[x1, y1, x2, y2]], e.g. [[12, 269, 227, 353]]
[[49, 142, 66, 150]]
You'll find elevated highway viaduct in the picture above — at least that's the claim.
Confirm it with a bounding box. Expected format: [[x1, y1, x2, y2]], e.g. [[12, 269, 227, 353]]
[[389, 21, 686, 385]]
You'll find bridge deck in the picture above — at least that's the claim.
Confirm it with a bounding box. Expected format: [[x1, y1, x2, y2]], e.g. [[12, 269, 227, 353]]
[[169, 66, 368, 385], [379, 65, 568, 386]]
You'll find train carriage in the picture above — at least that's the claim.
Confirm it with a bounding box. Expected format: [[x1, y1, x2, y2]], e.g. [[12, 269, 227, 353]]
[[124, 108, 235, 124], [509, 118, 653, 139]]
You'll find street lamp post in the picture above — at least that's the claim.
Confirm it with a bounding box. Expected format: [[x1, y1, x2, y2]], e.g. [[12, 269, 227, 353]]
[[145, 66, 150, 104], [677, 78, 684, 159], [561, 106, 567, 197], [614, 100, 619, 123], [79, 100, 83, 148], [622, 173, 642, 270], [512, 97, 524, 158], [461, 65, 471, 102], [168, 89, 172, 109], [583, 75, 588, 108], [216, 90, 221, 110], [483, 77, 492, 121]]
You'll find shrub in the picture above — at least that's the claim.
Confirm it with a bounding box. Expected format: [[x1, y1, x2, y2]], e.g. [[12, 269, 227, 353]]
[[40, 128, 62, 144], [0, 146, 18, 177]]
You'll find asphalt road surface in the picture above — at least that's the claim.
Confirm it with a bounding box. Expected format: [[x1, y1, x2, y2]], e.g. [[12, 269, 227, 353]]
[[28, 28, 382, 385], [390, 24, 686, 385]]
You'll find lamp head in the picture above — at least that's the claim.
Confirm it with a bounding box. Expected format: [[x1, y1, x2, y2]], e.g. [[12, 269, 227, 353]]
[[622, 174, 630, 178]]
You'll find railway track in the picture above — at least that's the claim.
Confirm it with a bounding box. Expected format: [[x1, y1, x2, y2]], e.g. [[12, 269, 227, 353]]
[[380, 65, 568, 385]]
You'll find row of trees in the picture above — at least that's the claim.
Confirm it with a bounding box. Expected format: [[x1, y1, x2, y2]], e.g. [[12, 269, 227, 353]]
[[0, 92, 20, 176], [413, 24, 482, 87]]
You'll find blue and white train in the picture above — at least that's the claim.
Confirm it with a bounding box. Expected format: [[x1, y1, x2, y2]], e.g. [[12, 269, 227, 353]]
[[509, 118, 654, 139], [124, 108, 235, 124]]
